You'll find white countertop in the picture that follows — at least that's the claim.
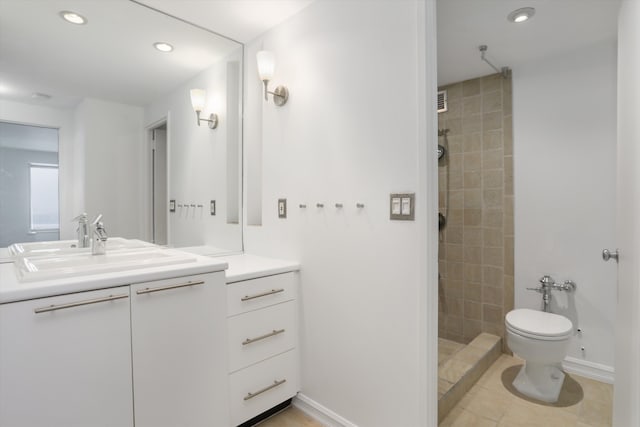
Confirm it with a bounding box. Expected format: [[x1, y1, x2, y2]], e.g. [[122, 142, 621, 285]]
[[216, 254, 300, 283], [0, 250, 227, 304]]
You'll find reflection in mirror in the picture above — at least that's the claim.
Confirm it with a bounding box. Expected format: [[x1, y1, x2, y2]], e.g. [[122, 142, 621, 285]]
[[0, 0, 243, 254]]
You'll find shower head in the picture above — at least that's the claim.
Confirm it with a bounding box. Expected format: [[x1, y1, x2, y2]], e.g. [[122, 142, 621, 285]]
[[437, 144, 446, 160]]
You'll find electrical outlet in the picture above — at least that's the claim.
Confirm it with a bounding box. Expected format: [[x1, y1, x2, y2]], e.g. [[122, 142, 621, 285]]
[[210, 200, 216, 216], [278, 198, 287, 218]]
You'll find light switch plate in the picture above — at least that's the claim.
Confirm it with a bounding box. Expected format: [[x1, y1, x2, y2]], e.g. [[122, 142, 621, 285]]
[[210, 200, 216, 216], [169, 200, 175, 213], [390, 193, 415, 220], [278, 198, 287, 218]]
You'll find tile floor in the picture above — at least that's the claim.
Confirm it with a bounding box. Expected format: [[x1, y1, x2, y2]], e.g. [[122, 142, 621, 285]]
[[258, 354, 613, 427], [439, 338, 465, 365], [440, 354, 613, 427]]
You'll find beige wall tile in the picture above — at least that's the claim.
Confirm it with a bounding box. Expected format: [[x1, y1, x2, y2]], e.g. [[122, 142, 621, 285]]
[[463, 79, 481, 97], [464, 133, 482, 152], [483, 130, 503, 150], [447, 244, 464, 262], [483, 209, 503, 228], [446, 226, 463, 244], [464, 171, 482, 189], [464, 263, 482, 283], [447, 118, 462, 135], [463, 319, 482, 341], [483, 169, 503, 189], [464, 227, 483, 246], [450, 190, 464, 209], [464, 300, 482, 320], [483, 228, 504, 248], [464, 152, 482, 172], [464, 209, 482, 226], [483, 247, 504, 267], [448, 261, 464, 280], [448, 135, 463, 153], [483, 149, 504, 169], [464, 189, 482, 209], [483, 304, 503, 324], [483, 189, 503, 208], [464, 283, 482, 302], [449, 209, 464, 226], [483, 266, 504, 287], [481, 74, 502, 93], [483, 112, 503, 131], [463, 96, 481, 116], [446, 99, 463, 119], [482, 91, 502, 113], [463, 114, 482, 133], [445, 82, 463, 100], [503, 116, 513, 155], [464, 246, 482, 264], [482, 285, 504, 306]]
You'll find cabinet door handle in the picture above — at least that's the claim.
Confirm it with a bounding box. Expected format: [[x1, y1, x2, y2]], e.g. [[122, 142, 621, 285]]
[[242, 329, 286, 346], [136, 280, 204, 295], [243, 379, 287, 401], [240, 288, 284, 301], [34, 293, 129, 314]]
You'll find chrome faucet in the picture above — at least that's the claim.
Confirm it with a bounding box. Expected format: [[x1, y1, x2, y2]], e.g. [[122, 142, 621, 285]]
[[72, 213, 90, 248], [91, 214, 107, 255], [527, 275, 577, 312]]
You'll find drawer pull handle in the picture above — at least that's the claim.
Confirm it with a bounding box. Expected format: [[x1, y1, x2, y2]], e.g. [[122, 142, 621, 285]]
[[242, 329, 286, 346], [136, 280, 204, 295], [241, 288, 284, 302], [244, 379, 287, 401], [34, 293, 129, 314]]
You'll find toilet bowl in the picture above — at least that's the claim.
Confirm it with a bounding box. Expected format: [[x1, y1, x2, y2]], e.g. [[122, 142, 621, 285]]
[[505, 308, 573, 403]]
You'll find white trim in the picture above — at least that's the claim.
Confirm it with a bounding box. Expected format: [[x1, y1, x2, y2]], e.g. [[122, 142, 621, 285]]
[[292, 393, 358, 427], [563, 357, 614, 384], [418, 0, 440, 426]]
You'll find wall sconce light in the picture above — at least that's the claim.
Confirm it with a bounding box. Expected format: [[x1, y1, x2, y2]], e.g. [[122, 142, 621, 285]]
[[256, 50, 289, 106], [190, 89, 218, 129]]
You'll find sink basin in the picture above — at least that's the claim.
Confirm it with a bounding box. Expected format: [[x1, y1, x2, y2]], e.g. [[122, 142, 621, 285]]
[[8, 238, 155, 258], [15, 248, 196, 282]]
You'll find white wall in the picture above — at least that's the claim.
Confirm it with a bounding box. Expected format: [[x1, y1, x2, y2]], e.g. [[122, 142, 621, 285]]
[[513, 40, 618, 375], [613, 0, 640, 424], [145, 50, 243, 252], [0, 100, 80, 240], [75, 98, 146, 239], [243, 1, 426, 425]]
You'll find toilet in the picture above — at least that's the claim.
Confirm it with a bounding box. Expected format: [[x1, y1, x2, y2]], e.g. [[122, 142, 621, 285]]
[[505, 308, 573, 403]]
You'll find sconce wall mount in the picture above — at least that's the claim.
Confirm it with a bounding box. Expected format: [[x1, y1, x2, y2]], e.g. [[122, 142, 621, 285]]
[[257, 50, 289, 107], [190, 88, 218, 129]]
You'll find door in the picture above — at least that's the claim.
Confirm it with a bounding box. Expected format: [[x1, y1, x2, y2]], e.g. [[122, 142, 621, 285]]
[[0, 287, 134, 427], [130, 272, 229, 427], [613, 2, 640, 425], [151, 127, 167, 245]]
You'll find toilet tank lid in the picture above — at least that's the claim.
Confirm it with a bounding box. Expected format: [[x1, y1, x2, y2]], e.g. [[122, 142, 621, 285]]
[[506, 308, 573, 337]]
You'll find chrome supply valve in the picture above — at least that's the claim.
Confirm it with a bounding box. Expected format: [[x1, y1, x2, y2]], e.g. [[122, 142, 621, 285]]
[[91, 214, 107, 255], [72, 213, 90, 248], [526, 275, 577, 312]]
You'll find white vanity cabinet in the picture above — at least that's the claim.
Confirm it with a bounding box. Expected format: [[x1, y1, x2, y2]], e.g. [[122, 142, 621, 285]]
[[0, 286, 134, 427], [130, 272, 229, 427], [226, 271, 300, 426]]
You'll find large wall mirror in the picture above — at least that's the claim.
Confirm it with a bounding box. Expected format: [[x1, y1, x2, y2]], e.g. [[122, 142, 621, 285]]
[[0, 0, 243, 254]]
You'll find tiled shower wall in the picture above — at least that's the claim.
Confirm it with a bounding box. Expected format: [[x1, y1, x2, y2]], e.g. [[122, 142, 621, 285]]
[[437, 73, 514, 345]]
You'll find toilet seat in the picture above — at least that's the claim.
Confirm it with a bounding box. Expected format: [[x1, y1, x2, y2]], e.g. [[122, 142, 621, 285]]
[[506, 309, 572, 341]]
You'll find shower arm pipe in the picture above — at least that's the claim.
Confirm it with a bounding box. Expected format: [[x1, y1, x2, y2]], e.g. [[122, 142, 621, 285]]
[[438, 128, 450, 137], [479, 45, 510, 79]]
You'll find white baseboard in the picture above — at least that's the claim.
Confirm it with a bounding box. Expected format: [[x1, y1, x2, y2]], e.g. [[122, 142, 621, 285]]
[[293, 393, 358, 427], [563, 357, 615, 384]]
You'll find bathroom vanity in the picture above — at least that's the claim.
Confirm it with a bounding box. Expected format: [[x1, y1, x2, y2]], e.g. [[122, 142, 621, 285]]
[[220, 254, 301, 426], [0, 250, 230, 427], [0, 247, 300, 427]]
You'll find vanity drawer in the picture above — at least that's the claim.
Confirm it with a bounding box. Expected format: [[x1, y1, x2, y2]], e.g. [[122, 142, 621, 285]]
[[227, 301, 296, 372], [229, 349, 299, 426], [227, 273, 295, 316]]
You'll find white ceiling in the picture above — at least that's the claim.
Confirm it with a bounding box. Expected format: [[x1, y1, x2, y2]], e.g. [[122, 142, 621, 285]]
[[437, 0, 622, 86], [0, 0, 622, 108], [0, 0, 314, 108]]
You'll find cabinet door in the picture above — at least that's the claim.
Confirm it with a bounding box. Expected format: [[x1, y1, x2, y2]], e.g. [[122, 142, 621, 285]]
[[0, 287, 133, 427], [130, 272, 229, 427]]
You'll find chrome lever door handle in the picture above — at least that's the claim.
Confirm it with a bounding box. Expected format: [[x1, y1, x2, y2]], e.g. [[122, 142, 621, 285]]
[[602, 249, 619, 262]]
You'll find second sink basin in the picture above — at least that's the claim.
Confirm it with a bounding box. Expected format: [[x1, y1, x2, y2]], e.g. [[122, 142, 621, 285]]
[[15, 248, 196, 282]]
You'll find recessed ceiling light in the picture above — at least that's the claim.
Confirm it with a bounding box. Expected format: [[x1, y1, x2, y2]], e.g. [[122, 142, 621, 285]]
[[508, 7, 535, 23], [154, 42, 174, 53], [59, 10, 87, 25]]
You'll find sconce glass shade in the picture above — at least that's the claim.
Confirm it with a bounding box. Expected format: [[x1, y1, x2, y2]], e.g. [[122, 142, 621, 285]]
[[256, 50, 275, 81], [190, 88, 206, 112]]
